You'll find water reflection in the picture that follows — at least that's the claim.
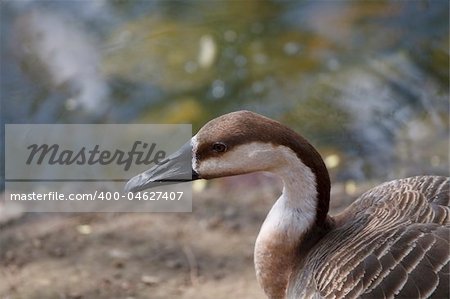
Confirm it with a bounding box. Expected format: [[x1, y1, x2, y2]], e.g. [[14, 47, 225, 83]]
[[17, 10, 108, 112], [1, 0, 448, 183]]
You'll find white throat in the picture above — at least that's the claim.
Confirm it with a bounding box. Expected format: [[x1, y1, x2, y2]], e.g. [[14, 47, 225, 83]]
[[260, 146, 318, 244]]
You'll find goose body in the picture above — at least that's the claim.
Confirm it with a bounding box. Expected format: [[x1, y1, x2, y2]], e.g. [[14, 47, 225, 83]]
[[289, 176, 449, 299], [126, 111, 449, 299]]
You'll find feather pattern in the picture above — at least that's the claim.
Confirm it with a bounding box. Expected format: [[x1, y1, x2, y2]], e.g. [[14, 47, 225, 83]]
[[288, 176, 449, 299]]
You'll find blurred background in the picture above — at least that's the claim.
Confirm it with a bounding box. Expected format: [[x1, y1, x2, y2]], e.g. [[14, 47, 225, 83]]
[[1, 1, 449, 299]]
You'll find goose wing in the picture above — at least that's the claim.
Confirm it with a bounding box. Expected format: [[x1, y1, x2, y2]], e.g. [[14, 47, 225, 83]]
[[289, 176, 449, 299]]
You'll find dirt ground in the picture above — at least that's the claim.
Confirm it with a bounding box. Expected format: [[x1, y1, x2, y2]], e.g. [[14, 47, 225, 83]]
[[0, 174, 363, 299]]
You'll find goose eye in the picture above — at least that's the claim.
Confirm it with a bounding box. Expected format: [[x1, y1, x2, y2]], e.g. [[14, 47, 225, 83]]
[[212, 142, 227, 153]]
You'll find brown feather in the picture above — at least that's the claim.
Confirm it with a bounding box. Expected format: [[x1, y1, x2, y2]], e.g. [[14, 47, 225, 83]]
[[288, 176, 449, 299]]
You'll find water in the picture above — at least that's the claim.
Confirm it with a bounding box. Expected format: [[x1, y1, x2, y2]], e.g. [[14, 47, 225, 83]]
[[1, 0, 449, 184]]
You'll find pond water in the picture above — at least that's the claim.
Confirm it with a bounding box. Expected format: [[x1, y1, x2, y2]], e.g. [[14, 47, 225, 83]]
[[1, 0, 449, 184]]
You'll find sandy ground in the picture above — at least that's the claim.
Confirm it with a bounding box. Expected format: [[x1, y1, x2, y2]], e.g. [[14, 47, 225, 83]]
[[0, 174, 363, 299]]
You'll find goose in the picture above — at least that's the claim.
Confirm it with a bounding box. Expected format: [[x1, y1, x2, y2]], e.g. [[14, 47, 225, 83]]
[[125, 110, 449, 299]]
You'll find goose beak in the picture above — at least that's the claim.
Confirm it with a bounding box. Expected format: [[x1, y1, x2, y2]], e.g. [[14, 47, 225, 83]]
[[124, 140, 199, 193]]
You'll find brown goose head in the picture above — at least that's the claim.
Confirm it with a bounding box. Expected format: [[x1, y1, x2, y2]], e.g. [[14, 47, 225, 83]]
[[125, 110, 330, 225]]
